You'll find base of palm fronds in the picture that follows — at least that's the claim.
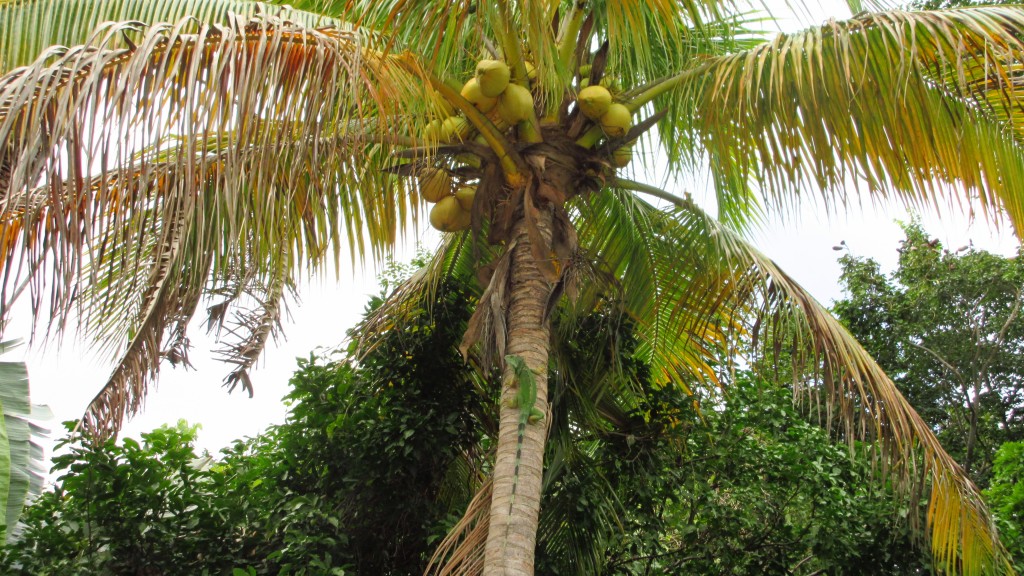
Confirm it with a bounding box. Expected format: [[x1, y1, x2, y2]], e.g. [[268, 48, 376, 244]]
[[426, 479, 492, 576]]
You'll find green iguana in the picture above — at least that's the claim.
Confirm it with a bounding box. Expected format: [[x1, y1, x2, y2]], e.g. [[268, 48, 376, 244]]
[[504, 354, 545, 522]]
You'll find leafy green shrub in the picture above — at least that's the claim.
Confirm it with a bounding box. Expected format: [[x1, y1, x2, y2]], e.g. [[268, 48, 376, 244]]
[[1, 280, 483, 575], [986, 441, 1024, 571]]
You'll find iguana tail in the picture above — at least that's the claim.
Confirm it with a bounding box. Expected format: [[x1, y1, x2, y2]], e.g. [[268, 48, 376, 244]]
[[509, 420, 526, 517]]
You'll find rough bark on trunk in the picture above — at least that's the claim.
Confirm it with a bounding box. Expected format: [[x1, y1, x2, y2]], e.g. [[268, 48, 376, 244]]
[[482, 209, 555, 576]]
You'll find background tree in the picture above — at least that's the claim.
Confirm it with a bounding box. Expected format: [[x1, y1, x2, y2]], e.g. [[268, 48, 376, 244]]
[[833, 221, 1024, 486], [4, 1, 1024, 572]]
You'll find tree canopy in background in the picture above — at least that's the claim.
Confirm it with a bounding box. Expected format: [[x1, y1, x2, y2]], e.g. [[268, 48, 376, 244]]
[[834, 221, 1024, 487]]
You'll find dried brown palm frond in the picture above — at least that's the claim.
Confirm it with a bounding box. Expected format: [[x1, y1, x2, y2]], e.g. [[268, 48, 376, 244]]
[[77, 181, 206, 437], [0, 0, 352, 74], [426, 478, 492, 576], [206, 247, 297, 398]]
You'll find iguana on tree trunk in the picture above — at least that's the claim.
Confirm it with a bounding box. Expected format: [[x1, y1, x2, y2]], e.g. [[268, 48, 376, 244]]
[[504, 355, 545, 524]]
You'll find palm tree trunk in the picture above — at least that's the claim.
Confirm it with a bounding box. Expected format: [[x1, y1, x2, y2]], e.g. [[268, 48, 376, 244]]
[[482, 209, 555, 575]]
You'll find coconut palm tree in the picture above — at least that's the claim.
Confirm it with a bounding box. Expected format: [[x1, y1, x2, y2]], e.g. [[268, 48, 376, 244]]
[[2, 0, 1024, 573]]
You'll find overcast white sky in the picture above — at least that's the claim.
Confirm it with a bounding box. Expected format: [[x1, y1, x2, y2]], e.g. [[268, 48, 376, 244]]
[[7, 0, 1022, 464]]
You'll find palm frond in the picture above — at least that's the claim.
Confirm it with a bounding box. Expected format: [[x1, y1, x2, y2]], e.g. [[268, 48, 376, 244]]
[[318, 0, 569, 113], [0, 14, 433, 434], [597, 0, 749, 91], [206, 246, 297, 397], [295, 0, 489, 94], [609, 185, 1011, 575], [666, 7, 1024, 233], [573, 189, 737, 394], [0, 0, 349, 74], [427, 478, 491, 576], [79, 198, 204, 436]]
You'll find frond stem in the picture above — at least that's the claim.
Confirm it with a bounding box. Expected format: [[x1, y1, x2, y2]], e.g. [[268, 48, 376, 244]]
[[495, 0, 527, 85], [623, 59, 717, 112], [612, 177, 694, 209], [492, 0, 543, 143], [556, 1, 586, 70]]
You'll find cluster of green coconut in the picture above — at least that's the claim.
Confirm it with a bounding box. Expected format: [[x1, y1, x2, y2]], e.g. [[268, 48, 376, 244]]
[[419, 167, 477, 232], [419, 58, 537, 146], [417, 60, 635, 232], [420, 58, 538, 232], [577, 83, 633, 167]]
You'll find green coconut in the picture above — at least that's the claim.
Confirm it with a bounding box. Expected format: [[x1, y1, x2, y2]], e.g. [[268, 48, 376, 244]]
[[599, 103, 631, 138], [612, 145, 632, 168], [524, 61, 537, 81], [578, 85, 612, 120], [476, 59, 511, 98], [496, 83, 534, 126], [418, 168, 451, 203], [440, 116, 473, 142], [455, 185, 477, 211], [461, 78, 497, 113], [429, 196, 471, 232], [422, 119, 443, 143]]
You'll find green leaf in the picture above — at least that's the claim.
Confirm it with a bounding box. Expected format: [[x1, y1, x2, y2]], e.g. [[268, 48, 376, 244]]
[[0, 397, 8, 543]]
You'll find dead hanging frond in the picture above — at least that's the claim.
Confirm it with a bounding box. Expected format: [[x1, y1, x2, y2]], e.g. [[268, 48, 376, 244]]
[[425, 479, 492, 576], [78, 185, 203, 438], [459, 239, 514, 369], [207, 246, 298, 398]]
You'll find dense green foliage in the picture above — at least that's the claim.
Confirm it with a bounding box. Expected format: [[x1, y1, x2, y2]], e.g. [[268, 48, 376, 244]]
[[1, 274, 937, 575], [833, 222, 1024, 486], [986, 440, 1024, 571], [833, 221, 1024, 568], [588, 376, 927, 575], [0, 280, 483, 575]]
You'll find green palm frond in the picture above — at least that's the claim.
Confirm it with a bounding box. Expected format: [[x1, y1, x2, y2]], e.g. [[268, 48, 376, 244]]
[[321, 0, 479, 73], [536, 446, 622, 574], [0, 14, 432, 434], [594, 0, 748, 88], [659, 7, 1024, 233], [606, 184, 1011, 575], [318, 0, 569, 111], [573, 188, 737, 394]]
